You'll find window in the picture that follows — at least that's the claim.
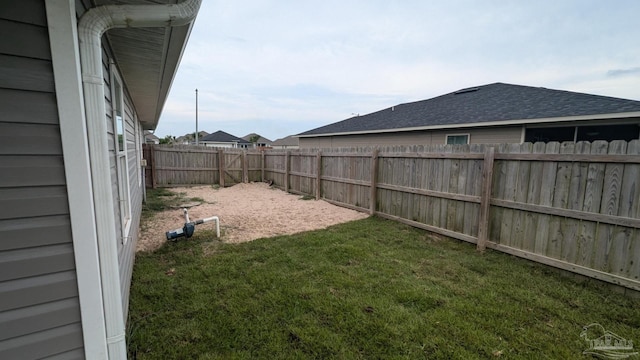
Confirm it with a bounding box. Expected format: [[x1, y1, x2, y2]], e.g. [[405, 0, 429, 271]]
[[576, 124, 639, 142], [525, 126, 574, 143], [111, 67, 131, 243], [524, 124, 639, 143], [446, 134, 469, 145]]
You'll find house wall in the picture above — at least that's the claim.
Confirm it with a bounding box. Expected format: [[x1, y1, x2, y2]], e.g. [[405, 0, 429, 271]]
[[0, 1, 84, 358], [202, 142, 237, 148], [102, 42, 144, 319], [299, 126, 523, 149]]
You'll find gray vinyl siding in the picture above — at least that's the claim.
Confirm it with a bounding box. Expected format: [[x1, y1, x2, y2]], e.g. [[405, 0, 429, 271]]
[[0, 1, 84, 358], [102, 38, 144, 320], [299, 126, 523, 149]]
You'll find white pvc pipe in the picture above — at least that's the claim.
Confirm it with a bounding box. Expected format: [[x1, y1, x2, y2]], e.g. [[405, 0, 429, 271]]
[[199, 216, 220, 238], [77, 1, 200, 358]]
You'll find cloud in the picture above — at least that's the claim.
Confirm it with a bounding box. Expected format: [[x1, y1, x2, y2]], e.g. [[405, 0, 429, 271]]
[[157, 0, 640, 140], [607, 67, 640, 77]]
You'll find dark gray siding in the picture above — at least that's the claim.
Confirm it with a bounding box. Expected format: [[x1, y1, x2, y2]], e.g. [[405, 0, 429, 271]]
[[0, 1, 84, 358]]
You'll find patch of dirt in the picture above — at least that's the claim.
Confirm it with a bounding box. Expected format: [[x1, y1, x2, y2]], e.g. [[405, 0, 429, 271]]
[[137, 182, 369, 252]]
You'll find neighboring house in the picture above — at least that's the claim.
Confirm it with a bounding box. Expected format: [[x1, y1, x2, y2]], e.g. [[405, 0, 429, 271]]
[[297, 83, 640, 148], [242, 133, 273, 148], [271, 135, 300, 149], [175, 130, 209, 145], [0, 1, 200, 359], [144, 130, 160, 144], [200, 130, 252, 148]]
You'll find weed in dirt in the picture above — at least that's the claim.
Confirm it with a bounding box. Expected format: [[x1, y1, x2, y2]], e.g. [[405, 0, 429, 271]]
[[300, 195, 315, 200], [128, 217, 640, 359]]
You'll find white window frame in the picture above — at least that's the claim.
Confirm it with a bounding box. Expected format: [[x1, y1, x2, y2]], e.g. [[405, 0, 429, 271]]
[[111, 66, 132, 243], [445, 133, 470, 145], [134, 117, 142, 186]]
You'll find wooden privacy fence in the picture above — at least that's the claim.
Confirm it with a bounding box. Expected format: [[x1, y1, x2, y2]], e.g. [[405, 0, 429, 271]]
[[143, 141, 640, 292], [143, 145, 262, 188]]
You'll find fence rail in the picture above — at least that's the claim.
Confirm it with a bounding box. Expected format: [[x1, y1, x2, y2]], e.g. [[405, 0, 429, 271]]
[[143, 141, 640, 293]]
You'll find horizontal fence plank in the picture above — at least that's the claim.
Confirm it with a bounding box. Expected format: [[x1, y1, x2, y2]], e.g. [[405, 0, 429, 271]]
[[320, 175, 371, 187], [379, 152, 485, 160], [289, 170, 316, 179], [155, 166, 217, 171], [152, 147, 218, 154], [377, 183, 481, 203], [491, 198, 640, 229], [486, 242, 640, 292], [377, 212, 478, 244], [323, 198, 369, 213], [320, 152, 368, 158], [496, 153, 640, 164]]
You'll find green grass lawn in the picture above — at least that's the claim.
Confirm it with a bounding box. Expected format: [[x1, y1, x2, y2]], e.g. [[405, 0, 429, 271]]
[[128, 214, 640, 359]]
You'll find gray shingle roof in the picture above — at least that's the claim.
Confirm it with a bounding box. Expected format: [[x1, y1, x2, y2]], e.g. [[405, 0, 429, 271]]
[[200, 130, 251, 144], [271, 135, 299, 146], [242, 133, 273, 143], [298, 83, 640, 136]]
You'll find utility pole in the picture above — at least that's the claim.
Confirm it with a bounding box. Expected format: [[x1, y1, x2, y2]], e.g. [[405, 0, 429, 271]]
[[195, 88, 199, 146]]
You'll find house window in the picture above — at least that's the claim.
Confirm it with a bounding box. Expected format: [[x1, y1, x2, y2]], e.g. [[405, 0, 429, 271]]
[[525, 126, 575, 143], [524, 124, 639, 143], [576, 124, 639, 142], [111, 68, 131, 243], [446, 134, 469, 145]]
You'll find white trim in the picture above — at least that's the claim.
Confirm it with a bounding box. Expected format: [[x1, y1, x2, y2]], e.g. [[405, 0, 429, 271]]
[[45, 1, 108, 358], [110, 66, 132, 243], [520, 125, 526, 143], [297, 111, 640, 138], [445, 133, 470, 145], [135, 118, 142, 186]]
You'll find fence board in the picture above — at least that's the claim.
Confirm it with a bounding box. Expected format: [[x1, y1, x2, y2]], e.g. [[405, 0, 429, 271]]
[[510, 142, 532, 250], [562, 142, 590, 262], [547, 142, 574, 259], [477, 147, 495, 251], [522, 142, 546, 252], [534, 142, 560, 255], [490, 144, 507, 243], [578, 141, 608, 268], [431, 149, 444, 229], [498, 143, 521, 247], [619, 140, 640, 279], [594, 141, 626, 272]]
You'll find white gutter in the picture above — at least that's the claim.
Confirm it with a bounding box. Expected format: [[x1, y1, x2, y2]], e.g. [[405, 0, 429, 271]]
[[77, 1, 201, 359]]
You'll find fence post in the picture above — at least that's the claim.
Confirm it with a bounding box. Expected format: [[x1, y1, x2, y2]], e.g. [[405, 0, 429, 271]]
[[370, 148, 379, 215], [477, 146, 495, 251], [261, 150, 265, 182], [284, 151, 290, 193], [150, 144, 157, 189], [316, 151, 322, 200], [242, 150, 248, 183], [218, 149, 225, 188]]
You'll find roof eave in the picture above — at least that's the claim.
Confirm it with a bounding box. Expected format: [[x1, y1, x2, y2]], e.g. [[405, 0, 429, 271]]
[[297, 111, 640, 138], [102, 2, 198, 130]]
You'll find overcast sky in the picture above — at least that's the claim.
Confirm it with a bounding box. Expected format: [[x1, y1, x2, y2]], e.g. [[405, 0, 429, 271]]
[[155, 0, 640, 141]]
